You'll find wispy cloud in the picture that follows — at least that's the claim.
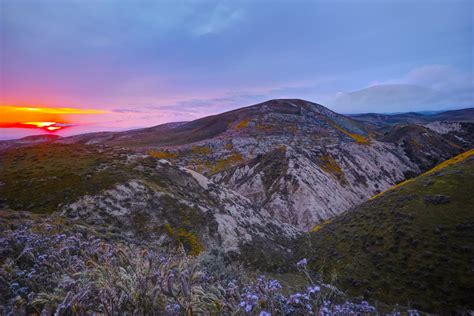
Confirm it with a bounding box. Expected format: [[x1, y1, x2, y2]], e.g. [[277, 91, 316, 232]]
[[371, 65, 473, 93], [111, 108, 146, 113], [193, 3, 244, 36]]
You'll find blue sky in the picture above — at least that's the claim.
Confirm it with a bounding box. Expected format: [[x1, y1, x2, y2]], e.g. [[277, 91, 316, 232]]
[[1, 0, 473, 136]]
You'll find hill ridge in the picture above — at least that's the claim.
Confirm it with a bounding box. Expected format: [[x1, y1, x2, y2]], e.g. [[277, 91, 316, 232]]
[[369, 148, 474, 201], [298, 153, 474, 312]]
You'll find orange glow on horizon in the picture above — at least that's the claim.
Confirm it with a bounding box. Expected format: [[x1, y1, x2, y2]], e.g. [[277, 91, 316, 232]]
[[1, 106, 108, 115], [0, 121, 72, 132], [0, 105, 108, 133]]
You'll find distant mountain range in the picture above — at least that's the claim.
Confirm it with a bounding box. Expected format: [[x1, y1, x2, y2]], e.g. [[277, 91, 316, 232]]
[[349, 107, 474, 129]]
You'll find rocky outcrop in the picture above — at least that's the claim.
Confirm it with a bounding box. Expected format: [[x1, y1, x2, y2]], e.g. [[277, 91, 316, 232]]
[[61, 158, 300, 253], [212, 142, 417, 229]]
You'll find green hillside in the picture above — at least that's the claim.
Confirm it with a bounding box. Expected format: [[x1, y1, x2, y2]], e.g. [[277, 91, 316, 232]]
[[297, 150, 474, 313], [0, 144, 137, 213]]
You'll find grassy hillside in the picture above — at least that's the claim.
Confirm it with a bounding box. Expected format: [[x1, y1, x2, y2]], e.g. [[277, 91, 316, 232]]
[[0, 142, 300, 261], [0, 143, 218, 254], [0, 144, 137, 213], [297, 150, 474, 313]]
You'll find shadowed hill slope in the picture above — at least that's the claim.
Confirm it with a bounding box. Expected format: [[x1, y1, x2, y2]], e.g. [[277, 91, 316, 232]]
[[296, 149, 474, 313], [65, 99, 371, 148], [0, 134, 62, 150], [379, 124, 466, 172]]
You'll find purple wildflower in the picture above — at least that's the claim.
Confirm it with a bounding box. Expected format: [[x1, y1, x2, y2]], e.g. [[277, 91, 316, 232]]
[[307, 285, 320, 294], [408, 309, 419, 316], [296, 258, 307, 269], [268, 279, 282, 291], [165, 303, 181, 313]]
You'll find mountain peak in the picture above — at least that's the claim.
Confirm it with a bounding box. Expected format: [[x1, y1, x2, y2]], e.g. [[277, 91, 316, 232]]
[[246, 98, 332, 115]]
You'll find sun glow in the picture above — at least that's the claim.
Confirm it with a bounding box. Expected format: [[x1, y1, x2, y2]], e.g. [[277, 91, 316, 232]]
[[22, 121, 71, 131], [0, 121, 73, 132], [0, 105, 108, 133], [24, 121, 58, 128], [1, 106, 108, 115]]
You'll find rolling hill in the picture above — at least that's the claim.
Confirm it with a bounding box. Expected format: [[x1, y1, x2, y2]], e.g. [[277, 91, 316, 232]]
[[296, 149, 474, 313], [65, 99, 371, 148], [0, 143, 299, 258]]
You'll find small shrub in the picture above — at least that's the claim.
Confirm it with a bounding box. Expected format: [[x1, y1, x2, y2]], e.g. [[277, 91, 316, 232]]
[[191, 145, 212, 155], [148, 149, 178, 160], [235, 119, 250, 130]]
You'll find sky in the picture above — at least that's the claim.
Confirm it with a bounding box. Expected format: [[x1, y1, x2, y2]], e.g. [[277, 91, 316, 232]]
[[0, 0, 473, 139]]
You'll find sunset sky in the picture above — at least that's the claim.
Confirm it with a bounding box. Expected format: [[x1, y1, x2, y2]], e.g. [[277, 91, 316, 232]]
[[1, 0, 473, 139]]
